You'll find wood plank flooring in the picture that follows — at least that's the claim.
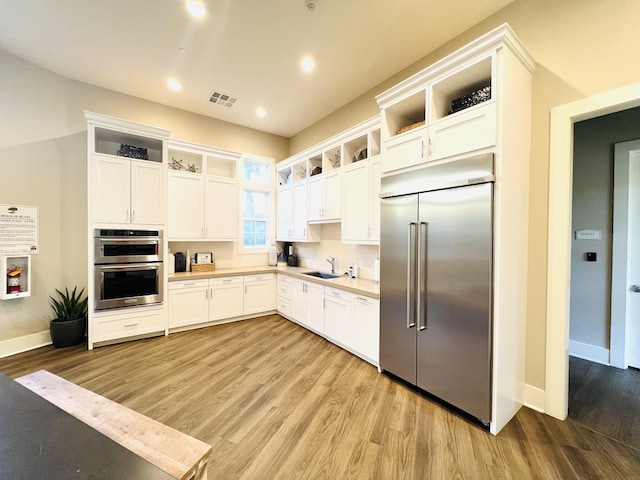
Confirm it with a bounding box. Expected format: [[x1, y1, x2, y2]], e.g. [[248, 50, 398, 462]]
[[2, 315, 640, 479], [569, 355, 640, 451]]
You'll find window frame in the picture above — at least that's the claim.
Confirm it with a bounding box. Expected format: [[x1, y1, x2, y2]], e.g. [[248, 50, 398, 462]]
[[237, 155, 275, 254]]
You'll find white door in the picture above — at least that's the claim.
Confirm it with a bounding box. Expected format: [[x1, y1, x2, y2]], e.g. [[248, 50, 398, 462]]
[[626, 149, 640, 367], [131, 160, 165, 225], [612, 140, 640, 368], [205, 177, 237, 239], [291, 181, 308, 239], [92, 156, 131, 223], [323, 170, 342, 221], [168, 172, 204, 239], [276, 187, 292, 240]]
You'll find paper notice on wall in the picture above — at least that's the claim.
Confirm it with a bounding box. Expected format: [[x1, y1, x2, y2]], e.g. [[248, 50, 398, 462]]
[[0, 205, 39, 254]]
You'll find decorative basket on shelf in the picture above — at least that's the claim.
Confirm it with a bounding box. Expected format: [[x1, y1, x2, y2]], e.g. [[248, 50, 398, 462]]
[[191, 262, 216, 272], [397, 120, 425, 135]]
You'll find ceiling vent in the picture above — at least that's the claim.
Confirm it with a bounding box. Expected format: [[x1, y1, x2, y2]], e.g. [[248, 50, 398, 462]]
[[209, 90, 238, 107]]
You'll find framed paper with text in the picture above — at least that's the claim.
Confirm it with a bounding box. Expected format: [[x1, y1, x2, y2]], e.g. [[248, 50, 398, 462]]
[[0, 205, 39, 255]]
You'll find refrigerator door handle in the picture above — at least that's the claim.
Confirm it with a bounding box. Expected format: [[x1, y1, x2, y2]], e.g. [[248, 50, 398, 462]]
[[407, 222, 416, 328], [418, 221, 428, 331]]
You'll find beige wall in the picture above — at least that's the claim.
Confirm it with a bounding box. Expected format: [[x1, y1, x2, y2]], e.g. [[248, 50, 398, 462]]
[[0, 50, 288, 345], [289, 0, 640, 391]]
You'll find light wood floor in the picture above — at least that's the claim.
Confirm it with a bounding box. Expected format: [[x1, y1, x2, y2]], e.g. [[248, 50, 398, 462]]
[[2, 315, 640, 479]]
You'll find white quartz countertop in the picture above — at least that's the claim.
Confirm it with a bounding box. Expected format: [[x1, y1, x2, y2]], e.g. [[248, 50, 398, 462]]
[[169, 265, 379, 299]]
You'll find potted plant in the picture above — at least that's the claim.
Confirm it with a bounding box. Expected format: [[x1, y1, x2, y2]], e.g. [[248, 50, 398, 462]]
[[49, 286, 88, 348]]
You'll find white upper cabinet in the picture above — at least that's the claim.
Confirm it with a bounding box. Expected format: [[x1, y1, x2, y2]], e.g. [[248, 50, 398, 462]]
[[277, 117, 381, 244], [167, 140, 239, 241], [86, 114, 169, 227]]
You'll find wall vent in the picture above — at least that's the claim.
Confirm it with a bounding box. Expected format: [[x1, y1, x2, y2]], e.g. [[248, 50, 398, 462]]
[[209, 90, 238, 107]]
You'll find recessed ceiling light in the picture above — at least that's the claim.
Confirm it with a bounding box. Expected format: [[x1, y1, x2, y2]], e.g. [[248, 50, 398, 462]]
[[301, 56, 315, 73], [168, 78, 182, 91], [186, 1, 206, 18], [256, 107, 266, 118]]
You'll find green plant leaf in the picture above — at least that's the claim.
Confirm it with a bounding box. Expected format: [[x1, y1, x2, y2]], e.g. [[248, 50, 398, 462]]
[[50, 286, 88, 322]]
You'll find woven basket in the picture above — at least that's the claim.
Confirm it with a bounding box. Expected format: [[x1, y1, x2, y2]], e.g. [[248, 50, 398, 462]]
[[191, 262, 216, 272], [397, 120, 425, 135]]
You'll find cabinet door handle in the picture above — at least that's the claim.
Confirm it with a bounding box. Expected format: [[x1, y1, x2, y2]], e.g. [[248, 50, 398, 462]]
[[125, 209, 130, 222], [132, 210, 135, 222], [123, 323, 139, 328]]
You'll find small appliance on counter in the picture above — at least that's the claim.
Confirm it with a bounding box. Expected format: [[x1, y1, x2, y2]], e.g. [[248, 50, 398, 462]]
[[287, 245, 298, 267], [174, 252, 186, 272], [268, 245, 277, 266]]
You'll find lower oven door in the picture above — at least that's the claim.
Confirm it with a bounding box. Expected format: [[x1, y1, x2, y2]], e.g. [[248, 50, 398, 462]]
[[94, 262, 163, 311]]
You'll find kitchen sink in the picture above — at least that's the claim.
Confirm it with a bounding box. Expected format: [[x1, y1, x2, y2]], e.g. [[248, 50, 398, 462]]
[[303, 271, 342, 279]]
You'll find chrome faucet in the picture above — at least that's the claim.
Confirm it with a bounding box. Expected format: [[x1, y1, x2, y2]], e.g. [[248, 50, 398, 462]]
[[326, 256, 336, 274]]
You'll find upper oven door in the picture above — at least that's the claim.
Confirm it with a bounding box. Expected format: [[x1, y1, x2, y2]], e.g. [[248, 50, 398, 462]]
[[94, 237, 162, 264]]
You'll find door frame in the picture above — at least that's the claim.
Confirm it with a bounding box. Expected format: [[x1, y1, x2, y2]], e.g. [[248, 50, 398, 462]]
[[546, 82, 640, 420]]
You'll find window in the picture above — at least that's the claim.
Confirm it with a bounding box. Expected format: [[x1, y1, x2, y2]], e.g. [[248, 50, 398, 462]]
[[239, 156, 274, 252]]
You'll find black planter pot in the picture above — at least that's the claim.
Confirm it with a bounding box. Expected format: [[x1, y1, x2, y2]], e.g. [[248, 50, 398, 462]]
[[50, 317, 86, 348]]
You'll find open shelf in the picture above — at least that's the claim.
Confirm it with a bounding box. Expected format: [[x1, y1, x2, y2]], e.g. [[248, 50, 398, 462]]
[[323, 146, 342, 172], [343, 134, 368, 166], [383, 89, 426, 139], [1, 255, 31, 300], [369, 128, 381, 157], [206, 155, 237, 178], [430, 55, 493, 122], [292, 160, 307, 182], [277, 166, 292, 187], [95, 127, 163, 162], [168, 149, 203, 174], [309, 154, 323, 177]]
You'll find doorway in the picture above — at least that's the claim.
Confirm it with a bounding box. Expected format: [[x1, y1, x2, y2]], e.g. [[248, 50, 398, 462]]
[[546, 82, 640, 421]]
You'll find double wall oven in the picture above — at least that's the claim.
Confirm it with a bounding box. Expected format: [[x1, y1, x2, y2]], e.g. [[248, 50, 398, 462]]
[[93, 229, 164, 311]]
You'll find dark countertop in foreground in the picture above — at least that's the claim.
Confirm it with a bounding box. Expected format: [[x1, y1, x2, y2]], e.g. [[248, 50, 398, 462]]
[[0, 372, 173, 479], [169, 265, 379, 299]]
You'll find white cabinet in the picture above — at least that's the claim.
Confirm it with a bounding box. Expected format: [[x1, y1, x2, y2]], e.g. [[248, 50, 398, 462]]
[[168, 172, 204, 238], [92, 307, 166, 344], [205, 177, 238, 239], [92, 155, 165, 225], [429, 102, 496, 161], [243, 273, 276, 315], [308, 170, 342, 223], [277, 274, 293, 316], [324, 287, 352, 347], [167, 140, 239, 241], [209, 276, 244, 321], [168, 279, 209, 328], [276, 186, 293, 239], [350, 295, 379, 364], [292, 279, 324, 333], [381, 126, 428, 174], [292, 181, 309, 239], [342, 156, 381, 244], [276, 181, 320, 242]]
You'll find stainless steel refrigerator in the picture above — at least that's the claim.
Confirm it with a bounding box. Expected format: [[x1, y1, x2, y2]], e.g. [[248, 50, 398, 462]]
[[379, 153, 494, 424]]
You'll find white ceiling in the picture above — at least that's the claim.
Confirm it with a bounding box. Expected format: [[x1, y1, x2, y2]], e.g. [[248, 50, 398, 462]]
[[0, 0, 513, 138]]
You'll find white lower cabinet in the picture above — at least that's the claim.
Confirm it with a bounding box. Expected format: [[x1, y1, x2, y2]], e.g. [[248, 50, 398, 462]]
[[350, 295, 379, 364], [277, 274, 293, 316], [243, 274, 276, 315], [324, 287, 352, 347], [169, 274, 275, 329], [168, 279, 209, 328], [93, 307, 166, 344], [292, 279, 324, 333], [209, 276, 244, 321]]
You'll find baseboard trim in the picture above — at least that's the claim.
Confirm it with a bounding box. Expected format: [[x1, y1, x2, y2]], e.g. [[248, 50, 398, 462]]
[[568, 340, 610, 365], [0, 330, 51, 359], [524, 383, 545, 413]]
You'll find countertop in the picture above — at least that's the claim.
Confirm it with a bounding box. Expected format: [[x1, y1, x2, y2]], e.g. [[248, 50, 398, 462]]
[[169, 265, 379, 299]]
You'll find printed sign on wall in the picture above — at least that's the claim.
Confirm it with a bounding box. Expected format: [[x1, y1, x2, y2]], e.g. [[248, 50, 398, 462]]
[[0, 205, 39, 255]]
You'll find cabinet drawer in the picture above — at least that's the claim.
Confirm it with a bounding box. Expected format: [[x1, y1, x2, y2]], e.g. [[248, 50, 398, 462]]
[[244, 273, 276, 283], [278, 283, 292, 299], [429, 101, 496, 161], [93, 309, 165, 342], [277, 296, 292, 316], [168, 279, 208, 290], [209, 276, 243, 287], [325, 287, 352, 302]]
